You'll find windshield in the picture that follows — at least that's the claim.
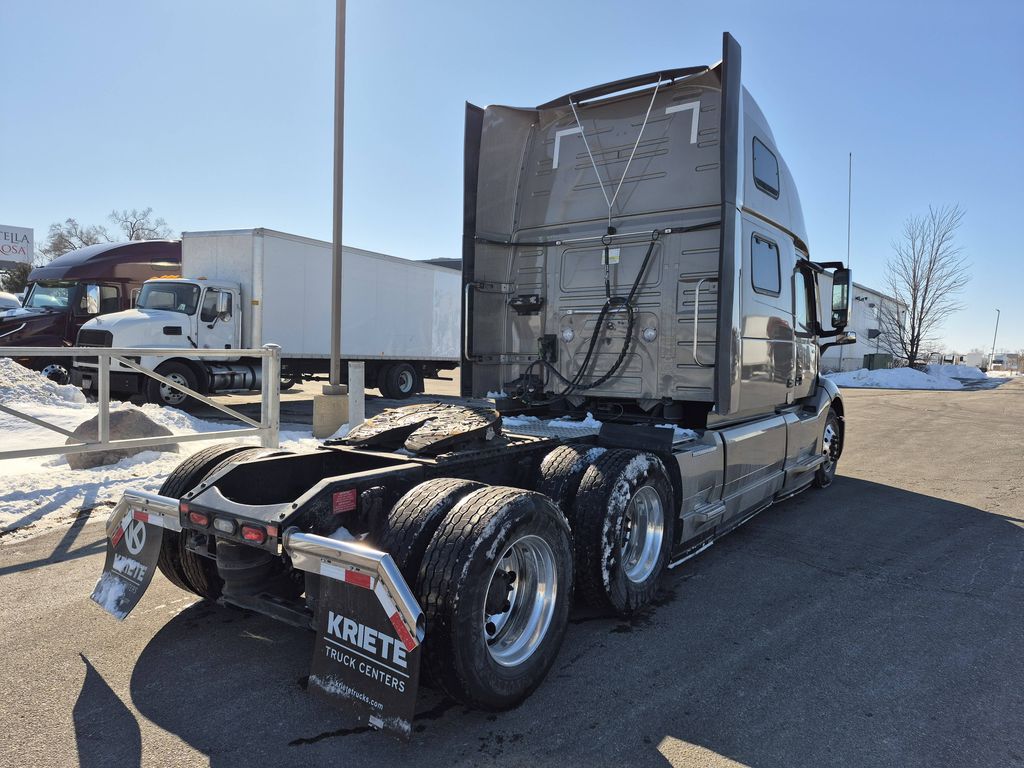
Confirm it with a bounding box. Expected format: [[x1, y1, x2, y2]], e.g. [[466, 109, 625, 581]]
[[136, 282, 201, 315], [24, 282, 76, 310]]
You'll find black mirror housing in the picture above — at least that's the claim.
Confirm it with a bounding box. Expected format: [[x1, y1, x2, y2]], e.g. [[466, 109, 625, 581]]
[[831, 267, 852, 328]]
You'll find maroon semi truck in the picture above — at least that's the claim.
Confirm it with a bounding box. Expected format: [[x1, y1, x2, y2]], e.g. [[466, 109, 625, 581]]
[[0, 240, 180, 382]]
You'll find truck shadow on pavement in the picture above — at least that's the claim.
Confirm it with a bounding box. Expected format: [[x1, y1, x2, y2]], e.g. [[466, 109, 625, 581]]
[[71, 476, 1023, 767]]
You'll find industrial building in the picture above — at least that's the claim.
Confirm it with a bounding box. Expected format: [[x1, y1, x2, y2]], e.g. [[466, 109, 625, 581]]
[[820, 282, 906, 373]]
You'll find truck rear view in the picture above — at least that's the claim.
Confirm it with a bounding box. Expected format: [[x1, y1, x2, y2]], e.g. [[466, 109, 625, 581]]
[[91, 33, 854, 740]]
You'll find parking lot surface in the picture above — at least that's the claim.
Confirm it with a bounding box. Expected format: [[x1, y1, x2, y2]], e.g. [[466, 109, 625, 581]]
[[1, 380, 1021, 767]]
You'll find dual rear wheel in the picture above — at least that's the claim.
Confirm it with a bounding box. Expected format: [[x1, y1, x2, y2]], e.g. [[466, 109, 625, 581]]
[[380, 447, 674, 710], [382, 479, 573, 710]]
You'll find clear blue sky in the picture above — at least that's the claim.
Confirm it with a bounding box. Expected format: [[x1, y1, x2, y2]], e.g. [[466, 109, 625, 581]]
[[2, 0, 1021, 351]]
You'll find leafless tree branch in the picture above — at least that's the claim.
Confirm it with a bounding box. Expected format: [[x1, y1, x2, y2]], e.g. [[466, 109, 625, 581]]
[[879, 205, 970, 367]]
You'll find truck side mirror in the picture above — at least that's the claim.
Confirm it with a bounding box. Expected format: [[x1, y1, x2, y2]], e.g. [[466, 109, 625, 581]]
[[820, 330, 857, 353], [216, 291, 232, 319], [830, 267, 852, 328], [85, 284, 101, 315]]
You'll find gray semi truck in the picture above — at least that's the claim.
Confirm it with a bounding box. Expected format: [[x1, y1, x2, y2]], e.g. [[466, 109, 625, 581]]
[[92, 33, 855, 739]]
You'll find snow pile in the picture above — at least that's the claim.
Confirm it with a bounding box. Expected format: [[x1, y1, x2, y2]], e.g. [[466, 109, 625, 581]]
[[656, 424, 700, 442], [0, 357, 87, 407], [547, 412, 603, 430], [0, 361, 323, 539], [502, 411, 604, 430], [826, 367, 963, 390], [924, 363, 987, 381]]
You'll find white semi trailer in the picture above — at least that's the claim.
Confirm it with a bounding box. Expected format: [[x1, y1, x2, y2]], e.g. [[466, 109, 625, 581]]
[[92, 34, 856, 739], [72, 229, 460, 405]]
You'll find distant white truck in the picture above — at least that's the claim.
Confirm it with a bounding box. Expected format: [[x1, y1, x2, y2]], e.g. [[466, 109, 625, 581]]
[[72, 228, 460, 406]]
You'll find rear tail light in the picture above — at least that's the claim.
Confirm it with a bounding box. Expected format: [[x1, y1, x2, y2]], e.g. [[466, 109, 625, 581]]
[[241, 524, 266, 544], [189, 511, 210, 527]]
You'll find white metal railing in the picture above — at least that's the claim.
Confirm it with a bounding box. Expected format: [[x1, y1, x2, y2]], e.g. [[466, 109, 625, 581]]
[[0, 344, 281, 461]]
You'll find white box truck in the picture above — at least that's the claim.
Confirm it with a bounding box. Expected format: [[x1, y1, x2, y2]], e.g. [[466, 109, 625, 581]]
[[72, 229, 460, 405]]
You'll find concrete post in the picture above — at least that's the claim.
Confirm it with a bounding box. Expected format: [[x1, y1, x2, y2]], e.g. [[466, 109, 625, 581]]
[[261, 344, 281, 448], [348, 361, 365, 427]]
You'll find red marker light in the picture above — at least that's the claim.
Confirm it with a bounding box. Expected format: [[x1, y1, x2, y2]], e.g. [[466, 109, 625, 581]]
[[241, 525, 266, 544], [189, 511, 210, 527]]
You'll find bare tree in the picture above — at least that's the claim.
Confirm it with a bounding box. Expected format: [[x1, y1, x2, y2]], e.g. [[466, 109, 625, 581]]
[[879, 205, 970, 368], [109, 208, 173, 241], [0, 262, 33, 293], [39, 218, 112, 261]]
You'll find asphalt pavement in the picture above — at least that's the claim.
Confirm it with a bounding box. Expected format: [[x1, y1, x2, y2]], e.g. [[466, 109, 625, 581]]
[[1, 379, 1022, 767]]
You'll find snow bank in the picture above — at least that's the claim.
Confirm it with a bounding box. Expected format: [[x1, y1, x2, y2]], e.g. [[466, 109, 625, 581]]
[[0, 360, 321, 540], [924, 363, 987, 381], [826, 367, 963, 390], [0, 357, 87, 406]]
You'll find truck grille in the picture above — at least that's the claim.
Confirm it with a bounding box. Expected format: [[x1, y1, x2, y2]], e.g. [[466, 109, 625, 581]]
[[77, 329, 113, 347], [75, 329, 113, 366]]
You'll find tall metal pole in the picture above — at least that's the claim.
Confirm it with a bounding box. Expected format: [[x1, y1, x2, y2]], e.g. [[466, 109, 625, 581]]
[[989, 308, 1000, 370], [327, 0, 346, 392], [846, 152, 852, 267], [839, 152, 852, 371]]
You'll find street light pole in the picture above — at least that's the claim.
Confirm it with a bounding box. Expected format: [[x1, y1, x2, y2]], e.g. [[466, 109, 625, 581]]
[[313, 0, 353, 437], [989, 308, 1000, 370], [328, 0, 345, 392]]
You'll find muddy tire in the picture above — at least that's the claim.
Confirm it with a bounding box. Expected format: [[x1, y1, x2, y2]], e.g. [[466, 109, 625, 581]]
[[813, 408, 841, 488], [535, 444, 604, 515], [377, 478, 484, 583], [571, 450, 674, 615], [416, 486, 573, 710], [156, 445, 266, 599]]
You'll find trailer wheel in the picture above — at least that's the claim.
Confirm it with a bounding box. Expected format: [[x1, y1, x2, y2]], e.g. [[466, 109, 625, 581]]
[[380, 363, 422, 399], [377, 477, 484, 583], [571, 450, 674, 615], [416, 486, 573, 710], [146, 361, 201, 409], [155, 444, 254, 597], [536, 444, 603, 515], [279, 370, 301, 391], [813, 408, 841, 488]]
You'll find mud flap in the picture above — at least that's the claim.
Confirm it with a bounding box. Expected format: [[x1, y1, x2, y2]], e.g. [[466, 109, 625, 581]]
[[308, 562, 422, 741], [91, 506, 167, 620]]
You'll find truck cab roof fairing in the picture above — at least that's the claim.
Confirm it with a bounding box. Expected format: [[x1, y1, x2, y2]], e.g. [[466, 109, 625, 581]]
[[463, 33, 808, 422]]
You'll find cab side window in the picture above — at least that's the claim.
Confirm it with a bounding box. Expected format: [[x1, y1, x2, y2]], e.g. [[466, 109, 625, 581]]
[[200, 290, 220, 323], [99, 286, 119, 313], [751, 235, 781, 296], [794, 269, 815, 334]]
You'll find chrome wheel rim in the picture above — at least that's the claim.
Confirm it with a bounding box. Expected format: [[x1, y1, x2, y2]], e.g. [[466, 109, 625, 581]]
[[397, 370, 414, 393], [822, 421, 838, 472], [160, 373, 188, 406], [620, 485, 665, 583], [482, 534, 558, 667], [41, 364, 69, 385]]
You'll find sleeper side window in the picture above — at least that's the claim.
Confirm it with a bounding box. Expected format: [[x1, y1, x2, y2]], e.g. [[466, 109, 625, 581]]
[[753, 137, 780, 198], [751, 235, 781, 296]]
